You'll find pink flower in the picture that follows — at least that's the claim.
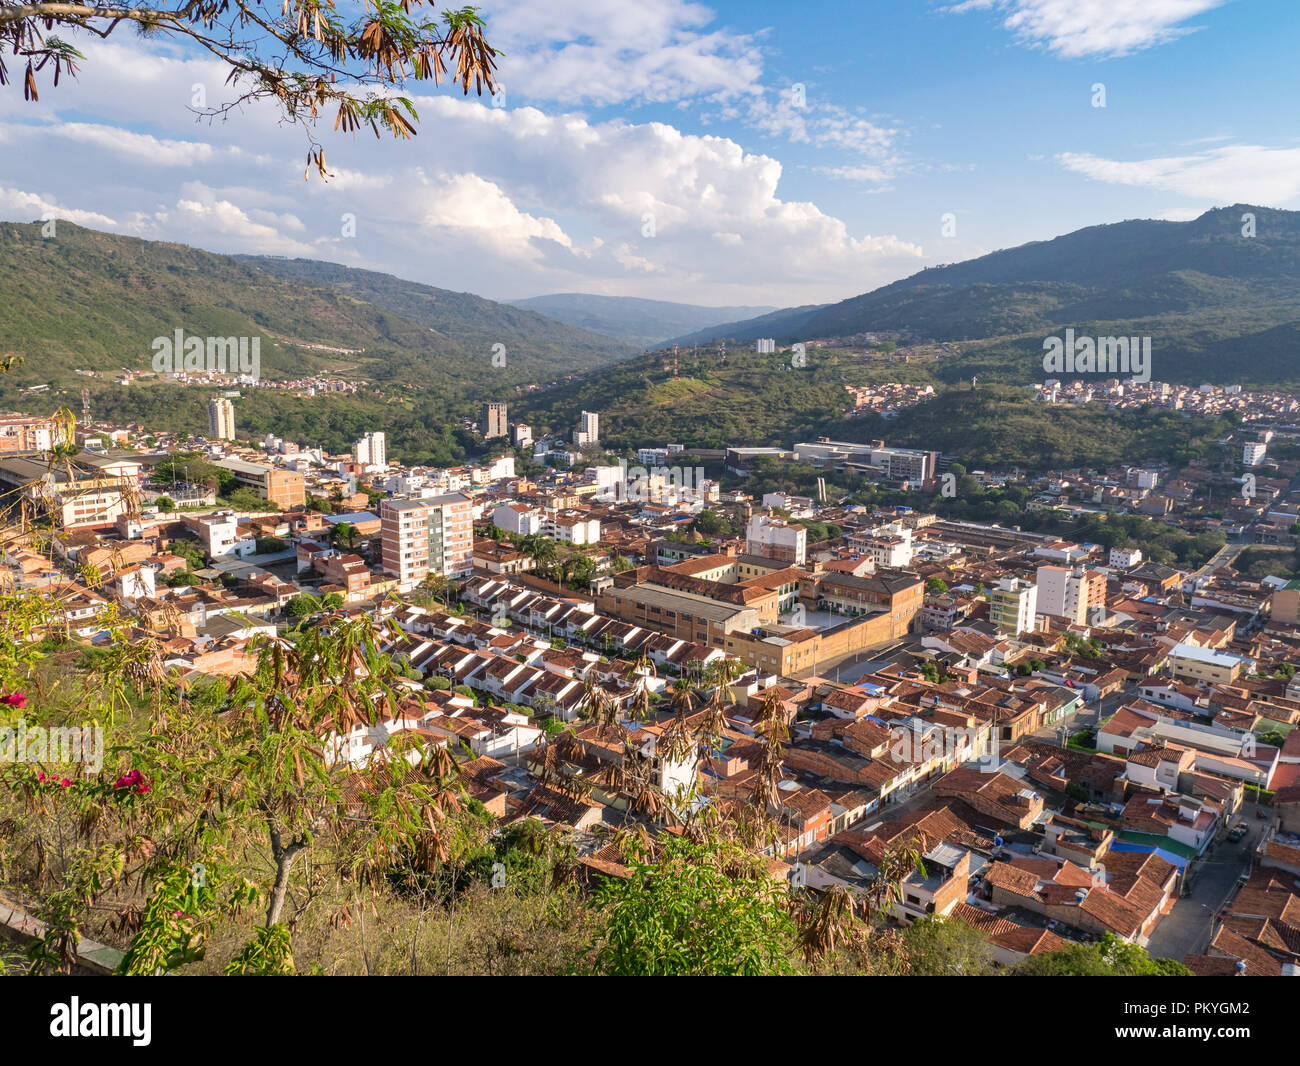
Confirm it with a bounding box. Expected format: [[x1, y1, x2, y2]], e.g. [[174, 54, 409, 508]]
[[113, 768, 151, 795], [1, 692, 26, 709]]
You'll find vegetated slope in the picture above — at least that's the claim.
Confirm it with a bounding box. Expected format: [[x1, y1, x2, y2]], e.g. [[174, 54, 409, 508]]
[[0, 221, 634, 402], [239, 259, 636, 377], [504, 292, 778, 348], [666, 205, 1300, 386]]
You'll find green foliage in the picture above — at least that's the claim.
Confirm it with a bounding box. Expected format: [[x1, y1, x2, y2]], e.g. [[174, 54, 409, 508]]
[[897, 917, 995, 976], [590, 832, 799, 976], [224, 925, 296, 976], [1016, 933, 1192, 976], [283, 594, 323, 619]]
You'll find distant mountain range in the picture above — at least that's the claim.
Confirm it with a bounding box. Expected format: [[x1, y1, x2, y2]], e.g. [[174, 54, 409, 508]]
[[504, 292, 777, 348], [666, 205, 1300, 387], [0, 222, 634, 398], [5, 206, 1300, 459]]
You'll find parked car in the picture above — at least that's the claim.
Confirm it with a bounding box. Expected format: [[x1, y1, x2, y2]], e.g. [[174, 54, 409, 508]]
[[1227, 824, 1248, 843]]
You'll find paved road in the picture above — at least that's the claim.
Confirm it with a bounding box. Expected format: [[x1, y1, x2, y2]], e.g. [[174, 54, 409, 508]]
[[1143, 802, 1264, 962]]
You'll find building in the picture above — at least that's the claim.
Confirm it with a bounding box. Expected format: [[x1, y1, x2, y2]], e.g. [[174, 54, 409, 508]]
[[481, 402, 508, 440], [0, 413, 66, 454], [1168, 642, 1253, 685], [207, 397, 235, 441], [187, 510, 255, 559], [1109, 546, 1143, 569], [1035, 565, 1106, 625], [573, 410, 600, 448], [213, 457, 305, 509], [794, 439, 936, 485], [1243, 442, 1268, 467], [353, 431, 387, 469], [380, 493, 474, 588], [1271, 580, 1300, 625], [492, 502, 545, 537], [513, 423, 533, 448], [989, 577, 1038, 636], [746, 513, 807, 565], [0, 452, 142, 529]]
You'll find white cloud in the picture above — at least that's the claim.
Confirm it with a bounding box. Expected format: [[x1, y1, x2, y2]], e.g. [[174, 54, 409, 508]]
[[0, 186, 117, 228], [948, 0, 1227, 58], [1057, 145, 1300, 205], [0, 38, 925, 304], [480, 0, 766, 106], [419, 171, 574, 259]]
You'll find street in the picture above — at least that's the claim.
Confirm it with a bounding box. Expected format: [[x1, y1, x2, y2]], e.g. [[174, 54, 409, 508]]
[[1143, 802, 1265, 962]]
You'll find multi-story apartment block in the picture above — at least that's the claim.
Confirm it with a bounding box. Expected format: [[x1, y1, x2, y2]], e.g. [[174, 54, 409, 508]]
[[1109, 546, 1143, 569], [573, 410, 600, 448], [989, 577, 1038, 635], [381, 493, 474, 588], [353, 431, 387, 468], [208, 397, 235, 441], [0, 413, 66, 454], [746, 513, 807, 565], [1243, 441, 1268, 467], [1035, 565, 1107, 625], [481, 402, 508, 440], [0, 452, 142, 529]]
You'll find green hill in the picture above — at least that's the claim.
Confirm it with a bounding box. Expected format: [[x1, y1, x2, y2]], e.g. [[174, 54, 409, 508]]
[[504, 292, 778, 348], [666, 205, 1300, 388], [0, 220, 633, 402]]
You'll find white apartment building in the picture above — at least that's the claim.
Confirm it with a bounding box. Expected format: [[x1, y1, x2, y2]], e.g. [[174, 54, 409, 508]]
[[746, 513, 807, 565], [1243, 442, 1268, 467], [353, 431, 387, 469], [1109, 546, 1143, 569], [493, 502, 545, 537], [1035, 565, 1107, 624], [192, 510, 256, 559], [380, 493, 474, 588]]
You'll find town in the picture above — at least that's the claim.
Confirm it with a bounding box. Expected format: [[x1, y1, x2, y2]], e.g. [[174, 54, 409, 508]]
[[2, 383, 1297, 978]]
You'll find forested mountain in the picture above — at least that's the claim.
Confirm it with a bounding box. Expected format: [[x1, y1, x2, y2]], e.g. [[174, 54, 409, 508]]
[[666, 205, 1300, 387], [504, 292, 777, 347]]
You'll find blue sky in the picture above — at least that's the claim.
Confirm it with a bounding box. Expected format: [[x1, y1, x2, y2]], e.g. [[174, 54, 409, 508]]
[[1, 0, 1295, 306]]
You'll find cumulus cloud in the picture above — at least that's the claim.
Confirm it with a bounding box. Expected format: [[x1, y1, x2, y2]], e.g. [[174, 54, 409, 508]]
[[0, 34, 925, 304], [0, 186, 117, 228]]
